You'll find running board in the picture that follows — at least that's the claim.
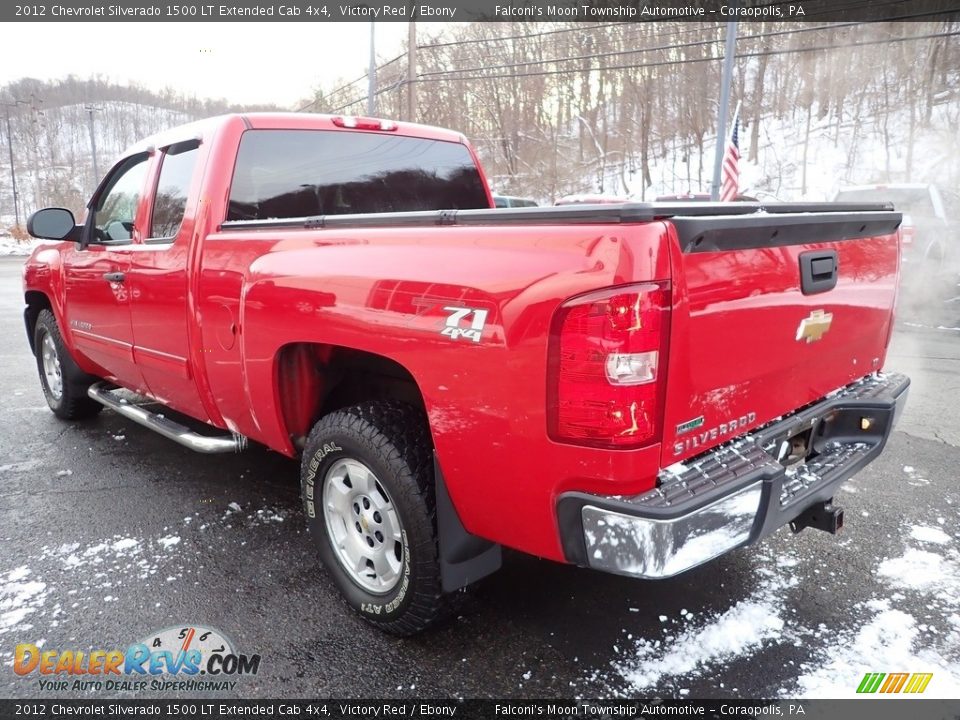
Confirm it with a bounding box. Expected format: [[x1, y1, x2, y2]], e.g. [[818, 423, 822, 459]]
[[87, 383, 247, 454]]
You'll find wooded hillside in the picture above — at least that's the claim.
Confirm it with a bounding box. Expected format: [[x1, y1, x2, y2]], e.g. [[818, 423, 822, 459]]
[[316, 20, 960, 203]]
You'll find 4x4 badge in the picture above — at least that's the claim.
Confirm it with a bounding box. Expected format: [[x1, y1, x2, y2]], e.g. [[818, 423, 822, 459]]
[[796, 309, 833, 343], [441, 307, 488, 343]]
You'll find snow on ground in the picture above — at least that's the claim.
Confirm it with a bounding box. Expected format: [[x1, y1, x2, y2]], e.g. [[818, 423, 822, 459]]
[[791, 529, 960, 697], [604, 99, 959, 203], [0, 235, 55, 257], [0, 567, 48, 634], [792, 604, 960, 698], [611, 553, 798, 694], [602, 519, 960, 698], [0, 533, 183, 661], [910, 525, 954, 546], [0, 501, 290, 664]]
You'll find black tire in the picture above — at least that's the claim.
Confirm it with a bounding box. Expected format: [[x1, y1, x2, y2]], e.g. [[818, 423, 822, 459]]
[[33, 309, 103, 421], [300, 401, 449, 635]]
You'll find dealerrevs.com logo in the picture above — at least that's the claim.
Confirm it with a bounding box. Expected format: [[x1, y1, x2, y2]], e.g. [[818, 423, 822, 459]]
[[14, 625, 261, 693]]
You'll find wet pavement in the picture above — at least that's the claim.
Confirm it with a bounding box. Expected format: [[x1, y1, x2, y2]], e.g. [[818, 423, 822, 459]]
[[1, 256, 958, 699]]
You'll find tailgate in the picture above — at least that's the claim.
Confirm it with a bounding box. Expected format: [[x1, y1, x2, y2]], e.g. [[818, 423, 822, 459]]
[[661, 208, 901, 466]]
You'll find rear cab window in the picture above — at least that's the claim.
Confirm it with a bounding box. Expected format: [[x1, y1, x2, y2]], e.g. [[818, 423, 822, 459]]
[[226, 129, 489, 221], [150, 141, 200, 241]]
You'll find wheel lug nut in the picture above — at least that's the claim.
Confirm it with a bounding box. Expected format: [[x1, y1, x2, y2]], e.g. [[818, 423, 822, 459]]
[[355, 522, 362, 533], [373, 511, 382, 523], [375, 531, 383, 543], [362, 498, 370, 509], [353, 503, 360, 514], [366, 536, 375, 547]]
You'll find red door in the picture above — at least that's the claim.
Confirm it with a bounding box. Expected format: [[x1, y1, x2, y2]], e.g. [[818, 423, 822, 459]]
[[126, 140, 212, 422], [63, 154, 151, 391]]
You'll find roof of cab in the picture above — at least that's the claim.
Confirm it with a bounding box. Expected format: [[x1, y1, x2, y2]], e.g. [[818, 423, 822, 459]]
[[123, 112, 468, 157]]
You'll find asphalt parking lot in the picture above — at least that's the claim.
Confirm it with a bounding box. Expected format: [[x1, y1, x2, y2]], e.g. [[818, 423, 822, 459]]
[[1, 255, 958, 699]]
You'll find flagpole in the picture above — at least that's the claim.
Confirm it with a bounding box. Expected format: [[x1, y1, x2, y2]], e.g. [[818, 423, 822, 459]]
[[711, 19, 739, 201]]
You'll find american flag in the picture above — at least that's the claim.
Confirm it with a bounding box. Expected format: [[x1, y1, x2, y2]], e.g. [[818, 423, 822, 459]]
[[719, 108, 741, 202]]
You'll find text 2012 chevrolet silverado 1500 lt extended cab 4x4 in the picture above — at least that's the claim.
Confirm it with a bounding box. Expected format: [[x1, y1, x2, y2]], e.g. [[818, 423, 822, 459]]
[[23, 113, 909, 634]]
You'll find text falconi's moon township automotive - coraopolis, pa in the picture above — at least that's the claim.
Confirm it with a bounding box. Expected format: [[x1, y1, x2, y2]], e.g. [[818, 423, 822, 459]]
[[494, 4, 802, 17]]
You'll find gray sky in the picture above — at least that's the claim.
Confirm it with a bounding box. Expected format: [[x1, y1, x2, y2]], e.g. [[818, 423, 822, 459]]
[[2, 22, 420, 107]]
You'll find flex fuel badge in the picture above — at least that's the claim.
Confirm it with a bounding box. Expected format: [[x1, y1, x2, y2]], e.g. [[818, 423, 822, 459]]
[[13, 624, 261, 693]]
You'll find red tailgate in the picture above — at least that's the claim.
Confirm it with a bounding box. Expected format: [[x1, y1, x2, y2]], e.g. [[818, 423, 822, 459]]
[[660, 209, 901, 467]]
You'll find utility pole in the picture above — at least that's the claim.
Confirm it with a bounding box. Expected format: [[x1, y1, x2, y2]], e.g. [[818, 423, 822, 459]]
[[710, 20, 738, 201], [406, 21, 417, 122], [367, 22, 377, 116], [85, 104, 99, 187], [3, 103, 20, 228]]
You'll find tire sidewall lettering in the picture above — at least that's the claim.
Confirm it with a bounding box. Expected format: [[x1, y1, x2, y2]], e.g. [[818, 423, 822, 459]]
[[303, 439, 413, 622], [303, 443, 341, 519]]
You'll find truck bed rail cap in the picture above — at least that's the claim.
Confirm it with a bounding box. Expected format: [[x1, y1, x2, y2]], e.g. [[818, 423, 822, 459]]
[[218, 200, 900, 233]]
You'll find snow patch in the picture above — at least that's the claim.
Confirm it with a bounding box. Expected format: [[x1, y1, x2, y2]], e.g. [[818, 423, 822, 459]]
[[910, 525, 953, 546], [0, 567, 48, 635], [619, 598, 785, 690], [877, 549, 958, 596], [0, 237, 57, 257], [613, 560, 795, 693], [791, 609, 960, 698]]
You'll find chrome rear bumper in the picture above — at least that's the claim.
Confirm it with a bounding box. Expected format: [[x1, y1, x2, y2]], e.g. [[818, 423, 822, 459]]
[[557, 372, 910, 579]]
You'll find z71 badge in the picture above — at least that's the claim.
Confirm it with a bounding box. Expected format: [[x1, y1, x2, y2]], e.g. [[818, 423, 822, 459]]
[[441, 306, 488, 343]]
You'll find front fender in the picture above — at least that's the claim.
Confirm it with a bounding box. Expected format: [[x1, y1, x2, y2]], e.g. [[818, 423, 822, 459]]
[[22, 245, 71, 355]]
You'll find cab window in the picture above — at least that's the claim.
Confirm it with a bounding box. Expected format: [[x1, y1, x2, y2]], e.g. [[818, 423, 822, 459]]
[[93, 155, 150, 243], [150, 144, 199, 240], [227, 130, 489, 221]]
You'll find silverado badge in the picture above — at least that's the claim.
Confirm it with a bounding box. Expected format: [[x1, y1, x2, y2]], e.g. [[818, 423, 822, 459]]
[[796, 309, 833, 344]]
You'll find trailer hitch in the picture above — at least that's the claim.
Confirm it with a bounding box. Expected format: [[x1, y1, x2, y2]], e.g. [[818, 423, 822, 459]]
[[789, 500, 844, 535]]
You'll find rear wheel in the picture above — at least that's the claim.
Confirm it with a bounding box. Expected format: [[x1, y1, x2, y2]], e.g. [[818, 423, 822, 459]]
[[300, 401, 449, 635], [33, 309, 103, 420]]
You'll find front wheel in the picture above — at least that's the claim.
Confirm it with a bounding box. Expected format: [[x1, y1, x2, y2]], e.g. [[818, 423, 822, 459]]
[[300, 401, 449, 635], [33, 309, 103, 421]]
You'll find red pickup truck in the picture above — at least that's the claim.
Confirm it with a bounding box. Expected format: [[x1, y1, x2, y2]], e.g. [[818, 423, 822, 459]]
[[23, 113, 909, 635]]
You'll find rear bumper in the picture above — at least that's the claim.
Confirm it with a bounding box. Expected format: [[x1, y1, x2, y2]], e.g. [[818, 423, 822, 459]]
[[556, 372, 910, 579]]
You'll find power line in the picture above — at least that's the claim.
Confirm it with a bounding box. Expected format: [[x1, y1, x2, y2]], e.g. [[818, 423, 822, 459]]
[[416, 13, 952, 79], [412, 29, 959, 83], [297, 52, 407, 113], [316, 18, 957, 113], [416, 22, 626, 49]]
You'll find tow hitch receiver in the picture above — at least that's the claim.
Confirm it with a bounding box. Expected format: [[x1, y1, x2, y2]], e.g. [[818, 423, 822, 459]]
[[790, 500, 844, 535]]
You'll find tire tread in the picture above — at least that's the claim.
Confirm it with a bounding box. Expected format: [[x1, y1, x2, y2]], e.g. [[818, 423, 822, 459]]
[[303, 400, 451, 636], [34, 309, 103, 421]]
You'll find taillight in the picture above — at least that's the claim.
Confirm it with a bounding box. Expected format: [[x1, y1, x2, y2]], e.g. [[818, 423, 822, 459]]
[[331, 116, 398, 131], [547, 282, 671, 449]]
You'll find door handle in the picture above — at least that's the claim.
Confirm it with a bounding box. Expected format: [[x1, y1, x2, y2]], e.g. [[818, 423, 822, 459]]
[[102, 272, 126, 283], [799, 251, 838, 295]]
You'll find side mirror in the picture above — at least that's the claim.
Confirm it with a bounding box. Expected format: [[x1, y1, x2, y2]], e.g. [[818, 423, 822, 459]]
[[27, 208, 78, 242]]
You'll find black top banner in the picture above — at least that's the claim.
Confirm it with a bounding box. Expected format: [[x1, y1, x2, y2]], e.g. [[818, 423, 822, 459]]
[[5, 0, 960, 22]]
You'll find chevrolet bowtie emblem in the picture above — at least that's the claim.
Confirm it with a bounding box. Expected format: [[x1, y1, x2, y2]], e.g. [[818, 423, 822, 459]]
[[796, 309, 833, 343]]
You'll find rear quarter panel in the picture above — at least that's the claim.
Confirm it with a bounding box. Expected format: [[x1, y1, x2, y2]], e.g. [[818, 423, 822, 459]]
[[228, 223, 672, 561]]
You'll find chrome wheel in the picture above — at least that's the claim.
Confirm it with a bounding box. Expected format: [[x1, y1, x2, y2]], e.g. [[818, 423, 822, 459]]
[[322, 458, 404, 594], [41, 332, 63, 400]]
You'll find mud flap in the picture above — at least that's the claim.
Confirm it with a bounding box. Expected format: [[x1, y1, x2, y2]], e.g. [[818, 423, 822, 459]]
[[435, 454, 502, 592]]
